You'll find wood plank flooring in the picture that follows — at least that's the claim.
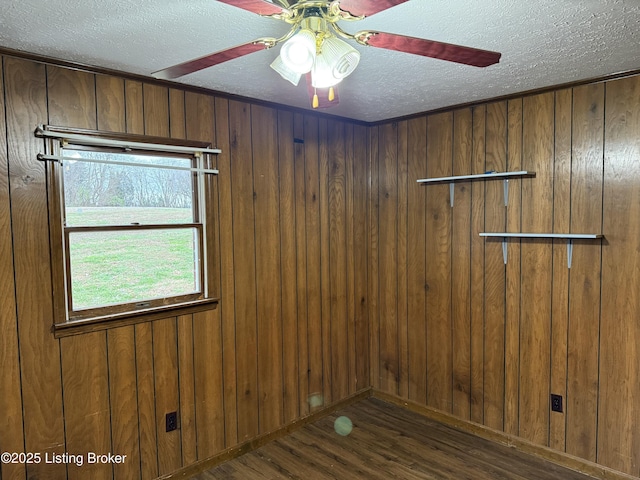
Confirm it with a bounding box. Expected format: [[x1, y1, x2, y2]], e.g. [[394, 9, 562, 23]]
[[192, 398, 598, 479]]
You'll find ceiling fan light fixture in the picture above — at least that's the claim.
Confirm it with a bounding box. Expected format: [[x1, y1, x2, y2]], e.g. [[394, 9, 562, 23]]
[[270, 54, 302, 85], [151, 0, 502, 112], [321, 36, 361, 79], [280, 28, 317, 74]]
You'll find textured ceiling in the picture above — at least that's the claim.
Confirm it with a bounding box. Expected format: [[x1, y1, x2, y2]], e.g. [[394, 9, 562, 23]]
[[1, 0, 639, 122]]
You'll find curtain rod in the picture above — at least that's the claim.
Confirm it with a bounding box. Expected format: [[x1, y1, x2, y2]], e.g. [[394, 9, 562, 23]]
[[35, 125, 221, 156], [37, 154, 219, 175]]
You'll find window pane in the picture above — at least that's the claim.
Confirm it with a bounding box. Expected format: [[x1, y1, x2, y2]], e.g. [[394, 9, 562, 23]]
[[68, 228, 200, 310], [62, 148, 195, 226]]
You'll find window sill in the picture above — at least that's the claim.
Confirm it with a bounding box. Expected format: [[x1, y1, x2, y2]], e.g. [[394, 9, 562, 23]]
[[52, 297, 219, 338]]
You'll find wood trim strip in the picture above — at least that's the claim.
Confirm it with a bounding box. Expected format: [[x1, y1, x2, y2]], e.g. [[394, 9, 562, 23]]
[[371, 389, 639, 480], [155, 388, 373, 480]]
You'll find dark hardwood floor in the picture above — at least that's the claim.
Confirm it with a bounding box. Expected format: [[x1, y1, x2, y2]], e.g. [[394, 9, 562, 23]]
[[192, 398, 598, 479]]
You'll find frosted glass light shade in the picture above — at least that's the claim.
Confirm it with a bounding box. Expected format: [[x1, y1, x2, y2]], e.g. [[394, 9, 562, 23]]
[[322, 37, 360, 79], [311, 52, 342, 89], [280, 29, 316, 74], [270, 55, 301, 86]]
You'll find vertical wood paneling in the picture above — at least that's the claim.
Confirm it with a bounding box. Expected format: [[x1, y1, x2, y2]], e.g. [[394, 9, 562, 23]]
[[48, 101, 103, 404], [451, 108, 472, 419], [519, 93, 555, 445], [5, 57, 66, 480], [3, 54, 373, 480], [196, 86, 225, 456], [186, 92, 225, 456], [192, 309, 225, 456], [504, 98, 523, 436], [214, 97, 239, 448], [61, 333, 112, 480], [169, 88, 186, 139], [143, 84, 169, 136], [153, 319, 182, 475], [565, 83, 604, 462], [107, 327, 142, 480], [176, 315, 197, 465], [252, 105, 284, 432], [353, 124, 370, 392], [371, 74, 640, 477], [345, 123, 357, 395], [0, 56, 26, 480], [6, 52, 640, 480], [328, 120, 349, 401], [228, 99, 259, 440], [96, 74, 125, 133], [47, 66, 96, 128], [96, 75, 126, 132], [123, 77, 159, 480], [368, 126, 380, 390], [599, 76, 640, 476], [425, 112, 453, 412], [135, 323, 159, 479], [146, 83, 183, 476], [125, 80, 144, 134], [378, 122, 399, 394], [169, 89, 197, 466], [318, 119, 332, 406], [483, 102, 507, 430], [549, 88, 571, 452], [47, 67, 111, 479], [96, 75, 141, 478], [407, 117, 427, 404], [293, 112, 309, 415], [278, 110, 300, 422], [304, 115, 324, 409], [96, 75, 138, 480], [396, 120, 409, 399], [470, 105, 486, 423], [143, 82, 180, 477]]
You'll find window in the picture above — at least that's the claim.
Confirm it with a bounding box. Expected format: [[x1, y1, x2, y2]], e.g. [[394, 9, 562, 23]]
[[40, 126, 219, 327]]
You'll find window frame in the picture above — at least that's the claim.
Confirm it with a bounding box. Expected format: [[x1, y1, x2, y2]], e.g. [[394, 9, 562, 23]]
[[43, 126, 219, 332]]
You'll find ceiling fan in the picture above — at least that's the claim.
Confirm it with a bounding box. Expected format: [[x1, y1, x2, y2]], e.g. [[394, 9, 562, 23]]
[[152, 0, 501, 109]]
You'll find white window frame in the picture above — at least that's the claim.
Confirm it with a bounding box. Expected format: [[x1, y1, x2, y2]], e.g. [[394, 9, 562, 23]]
[[39, 125, 220, 329]]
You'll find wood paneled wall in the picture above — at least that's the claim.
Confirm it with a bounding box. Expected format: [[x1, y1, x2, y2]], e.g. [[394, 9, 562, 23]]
[[0, 55, 369, 480], [2, 50, 640, 480], [369, 76, 640, 477]]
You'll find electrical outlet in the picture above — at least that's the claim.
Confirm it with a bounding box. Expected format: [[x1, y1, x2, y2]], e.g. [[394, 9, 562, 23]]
[[550, 394, 563, 413], [166, 411, 178, 432]]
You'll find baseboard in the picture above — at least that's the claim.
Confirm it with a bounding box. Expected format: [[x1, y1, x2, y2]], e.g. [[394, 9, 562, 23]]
[[371, 389, 638, 480], [157, 387, 373, 480]]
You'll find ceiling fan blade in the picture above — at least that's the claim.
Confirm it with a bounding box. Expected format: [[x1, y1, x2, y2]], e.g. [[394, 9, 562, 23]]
[[152, 40, 271, 79], [305, 74, 340, 109], [216, 0, 287, 16], [357, 31, 501, 67], [337, 0, 409, 17]]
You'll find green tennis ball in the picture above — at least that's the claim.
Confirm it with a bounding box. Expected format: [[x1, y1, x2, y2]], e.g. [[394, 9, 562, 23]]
[[334, 416, 353, 436]]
